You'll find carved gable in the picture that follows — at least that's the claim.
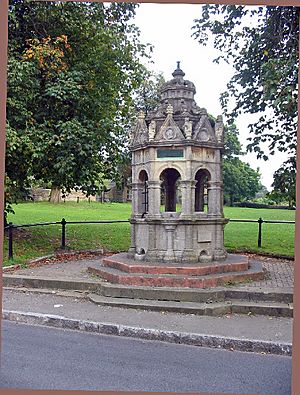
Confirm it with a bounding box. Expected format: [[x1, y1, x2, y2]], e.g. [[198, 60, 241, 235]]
[[193, 114, 216, 143], [154, 104, 185, 142]]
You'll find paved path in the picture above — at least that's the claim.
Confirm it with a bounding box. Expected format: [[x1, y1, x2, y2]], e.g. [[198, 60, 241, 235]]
[[3, 288, 293, 344], [7, 254, 294, 290], [0, 320, 291, 394]]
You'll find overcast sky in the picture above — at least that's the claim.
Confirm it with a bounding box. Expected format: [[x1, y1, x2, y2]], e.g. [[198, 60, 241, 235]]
[[133, 3, 288, 190]]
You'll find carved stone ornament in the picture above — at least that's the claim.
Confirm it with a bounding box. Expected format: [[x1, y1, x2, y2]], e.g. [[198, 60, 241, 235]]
[[149, 120, 156, 141], [183, 117, 193, 139], [155, 104, 185, 142], [215, 115, 224, 143], [131, 111, 149, 146], [194, 114, 216, 142]]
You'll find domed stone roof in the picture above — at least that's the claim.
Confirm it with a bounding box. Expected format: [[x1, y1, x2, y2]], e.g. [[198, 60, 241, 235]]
[[131, 64, 224, 148]]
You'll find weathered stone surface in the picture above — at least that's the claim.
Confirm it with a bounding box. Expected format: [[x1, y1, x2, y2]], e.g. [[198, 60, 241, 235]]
[[129, 64, 228, 264]]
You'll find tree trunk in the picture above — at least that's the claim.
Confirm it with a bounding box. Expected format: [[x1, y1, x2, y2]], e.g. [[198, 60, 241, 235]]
[[49, 186, 62, 203]]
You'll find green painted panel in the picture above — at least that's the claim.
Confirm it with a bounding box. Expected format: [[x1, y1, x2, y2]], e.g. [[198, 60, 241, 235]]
[[157, 149, 184, 158]]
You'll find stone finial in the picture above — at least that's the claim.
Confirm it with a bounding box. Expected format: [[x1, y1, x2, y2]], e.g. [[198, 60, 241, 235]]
[[149, 120, 156, 141], [172, 61, 185, 78], [166, 104, 174, 116], [138, 110, 145, 120], [183, 117, 193, 139], [215, 115, 224, 143]]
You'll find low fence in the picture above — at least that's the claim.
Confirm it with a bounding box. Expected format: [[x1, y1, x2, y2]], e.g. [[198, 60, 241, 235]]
[[4, 217, 295, 261]]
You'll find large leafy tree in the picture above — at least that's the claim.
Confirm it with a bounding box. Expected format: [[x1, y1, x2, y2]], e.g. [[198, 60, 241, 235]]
[[6, 0, 151, 206], [222, 124, 261, 206], [192, 6, 298, 181], [133, 71, 165, 118], [269, 156, 296, 207]]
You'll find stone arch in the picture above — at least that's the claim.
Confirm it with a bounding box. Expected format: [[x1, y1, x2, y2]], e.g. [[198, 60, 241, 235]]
[[137, 169, 149, 215], [138, 169, 148, 182], [155, 163, 184, 182], [159, 168, 181, 212], [195, 168, 211, 212]]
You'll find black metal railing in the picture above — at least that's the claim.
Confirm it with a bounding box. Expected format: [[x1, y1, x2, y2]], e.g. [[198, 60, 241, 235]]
[[4, 219, 129, 260], [3, 217, 295, 261], [228, 217, 295, 248]]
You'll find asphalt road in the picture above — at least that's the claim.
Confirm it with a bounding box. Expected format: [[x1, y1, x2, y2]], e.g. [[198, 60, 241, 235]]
[[0, 321, 291, 394]]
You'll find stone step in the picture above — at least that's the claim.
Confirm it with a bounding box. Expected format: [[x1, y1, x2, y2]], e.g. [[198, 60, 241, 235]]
[[88, 260, 265, 289], [102, 253, 249, 276], [3, 274, 293, 306], [100, 282, 293, 304], [88, 293, 293, 317]]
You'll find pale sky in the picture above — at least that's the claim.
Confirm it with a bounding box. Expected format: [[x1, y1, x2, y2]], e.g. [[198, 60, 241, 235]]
[[133, 3, 289, 190]]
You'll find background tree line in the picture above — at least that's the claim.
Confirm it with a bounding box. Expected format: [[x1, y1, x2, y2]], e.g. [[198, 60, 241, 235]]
[[192, 5, 298, 208]]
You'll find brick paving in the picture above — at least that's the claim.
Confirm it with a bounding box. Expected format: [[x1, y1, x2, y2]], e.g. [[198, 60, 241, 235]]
[[4, 253, 295, 291], [239, 257, 294, 290]]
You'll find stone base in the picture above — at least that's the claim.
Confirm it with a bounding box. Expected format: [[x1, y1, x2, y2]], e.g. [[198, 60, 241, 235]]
[[88, 252, 265, 289]]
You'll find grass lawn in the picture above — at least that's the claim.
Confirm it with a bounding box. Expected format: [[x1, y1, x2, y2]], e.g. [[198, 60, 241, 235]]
[[3, 201, 295, 266]]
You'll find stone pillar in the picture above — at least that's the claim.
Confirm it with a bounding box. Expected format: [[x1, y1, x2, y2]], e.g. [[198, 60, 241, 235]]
[[147, 181, 161, 215], [128, 221, 136, 257], [207, 181, 222, 215], [181, 224, 198, 262], [180, 180, 196, 216], [213, 222, 228, 260], [163, 223, 176, 261], [131, 182, 144, 216], [145, 223, 157, 261]]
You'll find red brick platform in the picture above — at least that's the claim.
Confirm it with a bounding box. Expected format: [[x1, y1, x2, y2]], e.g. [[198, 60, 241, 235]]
[[88, 253, 265, 289]]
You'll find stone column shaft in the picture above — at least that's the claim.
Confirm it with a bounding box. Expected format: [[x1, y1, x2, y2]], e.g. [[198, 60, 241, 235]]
[[179, 180, 196, 216], [147, 181, 161, 215], [207, 181, 223, 215]]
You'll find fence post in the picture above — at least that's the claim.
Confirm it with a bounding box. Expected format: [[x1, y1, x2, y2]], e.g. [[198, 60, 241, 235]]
[[61, 218, 66, 249], [258, 217, 263, 247], [77, 197, 79, 203], [8, 222, 13, 260]]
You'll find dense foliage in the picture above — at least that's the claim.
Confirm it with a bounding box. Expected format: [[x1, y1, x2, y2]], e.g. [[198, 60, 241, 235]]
[[6, 0, 151, 215], [192, 5, 299, 159], [222, 124, 261, 205], [269, 156, 296, 208], [193, 6, 298, 206]]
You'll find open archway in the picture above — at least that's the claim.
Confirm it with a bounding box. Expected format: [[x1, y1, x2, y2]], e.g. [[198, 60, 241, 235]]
[[160, 168, 181, 212], [138, 170, 148, 215], [195, 169, 211, 212]]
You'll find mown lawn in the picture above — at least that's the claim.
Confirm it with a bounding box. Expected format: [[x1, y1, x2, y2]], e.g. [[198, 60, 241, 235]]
[[2, 201, 295, 266]]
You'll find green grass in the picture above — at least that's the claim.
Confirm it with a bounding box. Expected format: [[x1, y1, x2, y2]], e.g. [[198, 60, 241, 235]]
[[2, 201, 295, 266]]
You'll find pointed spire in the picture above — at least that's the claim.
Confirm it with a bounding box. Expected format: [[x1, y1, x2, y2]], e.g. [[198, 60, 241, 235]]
[[172, 61, 185, 78]]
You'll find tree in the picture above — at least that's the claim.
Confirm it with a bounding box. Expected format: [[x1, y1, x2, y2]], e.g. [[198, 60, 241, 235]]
[[269, 157, 296, 208], [6, 0, 151, 205], [222, 123, 261, 205], [133, 71, 165, 118], [192, 6, 298, 166]]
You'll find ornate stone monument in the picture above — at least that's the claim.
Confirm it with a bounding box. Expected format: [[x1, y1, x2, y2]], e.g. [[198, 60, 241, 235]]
[[89, 64, 265, 289], [129, 62, 228, 264]]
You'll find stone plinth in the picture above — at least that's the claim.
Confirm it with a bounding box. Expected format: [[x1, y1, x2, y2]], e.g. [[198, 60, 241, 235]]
[[129, 216, 228, 263], [88, 253, 265, 289]]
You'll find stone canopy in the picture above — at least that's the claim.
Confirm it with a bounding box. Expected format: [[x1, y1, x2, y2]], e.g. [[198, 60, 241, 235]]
[[131, 62, 224, 148]]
